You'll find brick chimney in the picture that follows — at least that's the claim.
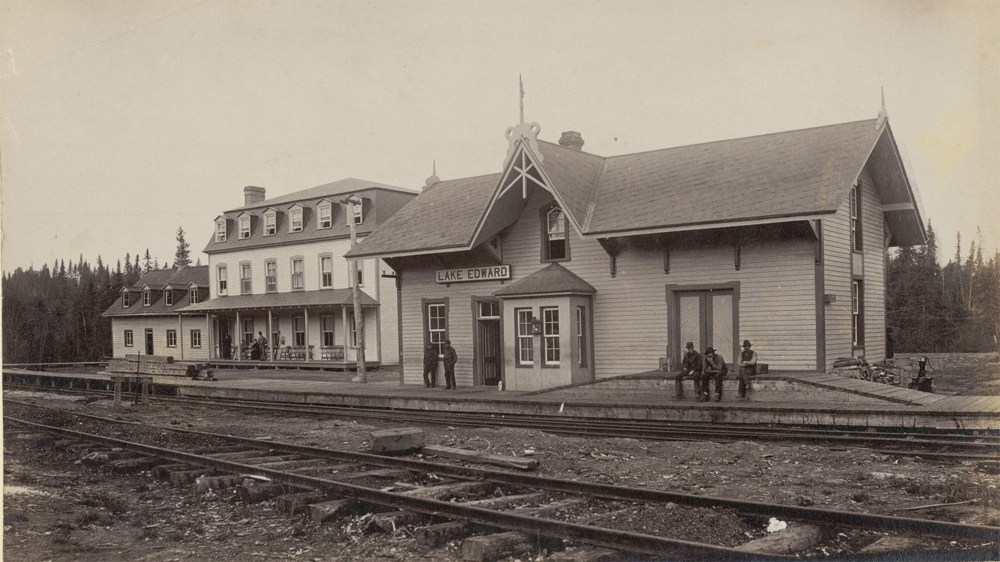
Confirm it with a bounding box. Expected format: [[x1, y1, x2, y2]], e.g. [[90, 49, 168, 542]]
[[558, 131, 584, 151], [243, 186, 266, 206]]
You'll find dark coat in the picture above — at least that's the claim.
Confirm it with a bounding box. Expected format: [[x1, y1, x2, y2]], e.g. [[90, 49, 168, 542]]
[[423, 345, 438, 366], [443, 345, 458, 367], [704, 353, 728, 376], [681, 350, 702, 372]]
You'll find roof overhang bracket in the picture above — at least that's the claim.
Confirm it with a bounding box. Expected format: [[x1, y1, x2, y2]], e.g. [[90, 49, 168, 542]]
[[598, 238, 623, 278]]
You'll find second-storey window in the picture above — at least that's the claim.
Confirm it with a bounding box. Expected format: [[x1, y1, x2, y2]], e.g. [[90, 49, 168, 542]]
[[291, 258, 304, 290], [290, 208, 303, 232], [215, 220, 227, 242], [264, 212, 276, 236], [350, 260, 363, 287], [265, 260, 277, 292], [542, 206, 569, 262], [124, 330, 133, 347], [166, 329, 177, 347], [164, 290, 173, 306], [542, 307, 560, 365], [217, 265, 228, 295], [189, 288, 200, 303], [122, 292, 130, 307], [143, 289, 151, 306], [318, 203, 332, 229], [320, 256, 333, 288], [240, 263, 252, 294], [851, 184, 862, 252], [516, 308, 534, 366], [239, 216, 251, 239], [347, 202, 363, 225]]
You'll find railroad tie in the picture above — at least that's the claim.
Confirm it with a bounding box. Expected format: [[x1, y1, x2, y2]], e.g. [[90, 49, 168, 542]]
[[414, 492, 549, 547], [275, 491, 330, 516]]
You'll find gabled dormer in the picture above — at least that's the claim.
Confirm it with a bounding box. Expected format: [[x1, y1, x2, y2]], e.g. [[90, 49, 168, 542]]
[[288, 203, 304, 233], [214, 215, 229, 243], [141, 285, 154, 307], [317, 199, 334, 229], [186, 282, 202, 304], [163, 284, 175, 306], [237, 211, 253, 240], [120, 287, 135, 308], [262, 207, 279, 236]]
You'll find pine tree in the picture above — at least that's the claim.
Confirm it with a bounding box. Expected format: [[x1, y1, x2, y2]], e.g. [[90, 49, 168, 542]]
[[143, 249, 153, 273], [174, 227, 191, 268]]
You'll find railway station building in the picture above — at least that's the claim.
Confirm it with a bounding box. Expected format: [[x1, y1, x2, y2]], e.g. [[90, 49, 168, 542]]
[[347, 111, 926, 391], [174, 179, 418, 368]]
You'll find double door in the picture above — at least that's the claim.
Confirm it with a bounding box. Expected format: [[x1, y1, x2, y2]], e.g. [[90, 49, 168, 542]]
[[675, 289, 736, 365]]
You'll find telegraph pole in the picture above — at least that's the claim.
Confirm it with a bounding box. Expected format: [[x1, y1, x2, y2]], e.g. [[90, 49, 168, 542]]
[[342, 195, 367, 383]]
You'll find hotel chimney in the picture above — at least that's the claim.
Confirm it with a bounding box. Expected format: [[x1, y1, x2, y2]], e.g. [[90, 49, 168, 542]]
[[244, 186, 266, 206], [558, 131, 584, 151]]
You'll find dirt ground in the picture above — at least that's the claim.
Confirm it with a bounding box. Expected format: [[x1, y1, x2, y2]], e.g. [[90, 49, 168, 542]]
[[4, 391, 998, 562], [892, 353, 1000, 396]]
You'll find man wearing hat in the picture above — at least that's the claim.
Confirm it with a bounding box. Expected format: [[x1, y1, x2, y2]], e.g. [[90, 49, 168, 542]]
[[442, 340, 458, 390], [674, 342, 702, 399], [701, 347, 728, 402], [737, 340, 758, 399]]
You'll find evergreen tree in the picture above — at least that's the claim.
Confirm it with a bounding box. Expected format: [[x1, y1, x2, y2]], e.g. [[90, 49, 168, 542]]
[[174, 227, 192, 267], [143, 249, 153, 273]]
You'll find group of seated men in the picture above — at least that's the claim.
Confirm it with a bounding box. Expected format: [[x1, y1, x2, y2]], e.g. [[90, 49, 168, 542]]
[[674, 339, 758, 402]]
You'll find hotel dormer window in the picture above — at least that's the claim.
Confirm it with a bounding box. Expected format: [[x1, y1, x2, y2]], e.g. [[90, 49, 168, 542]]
[[347, 201, 363, 226], [239, 215, 251, 239], [542, 205, 569, 262], [318, 202, 332, 229], [143, 289, 151, 306], [122, 292, 130, 308], [215, 219, 227, 242], [263, 210, 276, 236], [164, 290, 173, 306], [189, 288, 200, 303], [290, 207, 303, 233]]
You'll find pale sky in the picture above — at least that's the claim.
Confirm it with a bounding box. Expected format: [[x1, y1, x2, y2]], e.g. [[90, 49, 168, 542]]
[[2, 0, 998, 273]]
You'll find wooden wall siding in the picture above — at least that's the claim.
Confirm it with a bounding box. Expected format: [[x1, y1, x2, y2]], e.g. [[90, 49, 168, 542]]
[[823, 183, 854, 368], [862, 166, 887, 362], [399, 189, 820, 386], [377, 264, 398, 364], [111, 316, 210, 361]]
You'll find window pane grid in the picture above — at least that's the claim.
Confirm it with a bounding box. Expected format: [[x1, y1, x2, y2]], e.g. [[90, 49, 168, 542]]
[[264, 213, 276, 236], [240, 264, 252, 294], [266, 261, 277, 292], [516, 309, 533, 365], [321, 256, 333, 288], [291, 259, 304, 290], [427, 303, 446, 354], [542, 307, 560, 364]]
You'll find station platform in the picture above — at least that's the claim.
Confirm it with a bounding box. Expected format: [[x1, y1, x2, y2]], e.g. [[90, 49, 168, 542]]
[[4, 367, 999, 430]]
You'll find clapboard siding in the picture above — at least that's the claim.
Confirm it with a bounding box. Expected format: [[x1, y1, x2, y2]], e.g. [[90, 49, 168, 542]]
[[823, 185, 854, 368], [862, 167, 887, 362], [206, 239, 398, 364], [399, 189, 820, 386], [111, 316, 210, 361]]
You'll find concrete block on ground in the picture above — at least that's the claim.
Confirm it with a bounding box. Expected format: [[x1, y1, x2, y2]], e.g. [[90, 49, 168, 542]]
[[369, 428, 425, 455], [461, 531, 541, 562]]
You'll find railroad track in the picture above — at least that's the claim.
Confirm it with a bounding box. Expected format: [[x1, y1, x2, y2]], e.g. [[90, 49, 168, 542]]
[[4, 383, 1000, 463], [4, 402, 999, 561]]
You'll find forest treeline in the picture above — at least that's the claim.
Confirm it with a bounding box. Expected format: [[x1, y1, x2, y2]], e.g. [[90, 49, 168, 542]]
[[2, 224, 998, 363]]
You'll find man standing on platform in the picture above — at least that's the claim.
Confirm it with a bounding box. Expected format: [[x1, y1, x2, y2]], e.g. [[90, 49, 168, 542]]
[[257, 331, 268, 361], [423, 342, 438, 388], [443, 340, 458, 390], [701, 347, 728, 402], [737, 340, 757, 399], [674, 342, 702, 399]]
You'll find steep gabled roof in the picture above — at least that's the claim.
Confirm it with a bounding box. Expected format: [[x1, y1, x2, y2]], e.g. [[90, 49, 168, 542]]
[[348, 117, 923, 259]]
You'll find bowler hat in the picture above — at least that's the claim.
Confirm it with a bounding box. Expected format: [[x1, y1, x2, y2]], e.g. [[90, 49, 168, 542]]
[[705, 347, 716, 354], [685, 342, 695, 350], [743, 340, 752, 348]]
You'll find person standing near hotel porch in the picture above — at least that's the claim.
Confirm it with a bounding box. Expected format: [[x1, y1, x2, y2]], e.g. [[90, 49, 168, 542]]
[[737, 339, 757, 399], [701, 347, 728, 402], [443, 340, 458, 390], [674, 342, 702, 399], [423, 342, 438, 388], [257, 332, 268, 361]]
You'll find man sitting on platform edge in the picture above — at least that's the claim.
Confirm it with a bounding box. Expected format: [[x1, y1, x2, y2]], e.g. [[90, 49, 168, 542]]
[[701, 347, 728, 402], [674, 342, 702, 400]]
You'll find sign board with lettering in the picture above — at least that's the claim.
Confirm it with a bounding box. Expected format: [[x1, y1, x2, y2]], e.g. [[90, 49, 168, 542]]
[[435, 265, 511, 284]]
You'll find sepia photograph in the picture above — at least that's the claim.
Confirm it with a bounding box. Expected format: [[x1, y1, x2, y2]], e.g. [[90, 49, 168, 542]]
[[1, 1, 998, 560]]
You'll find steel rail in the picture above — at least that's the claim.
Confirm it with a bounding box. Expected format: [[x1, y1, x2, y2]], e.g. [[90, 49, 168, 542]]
[[4, 415, 784, 561], [5, 405, 999, 542], [4, 391, 998, 462]]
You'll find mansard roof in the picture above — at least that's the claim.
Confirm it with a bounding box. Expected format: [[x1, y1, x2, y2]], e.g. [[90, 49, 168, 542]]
[[102, 266, 209, 317], [347, 117, 925, 259]]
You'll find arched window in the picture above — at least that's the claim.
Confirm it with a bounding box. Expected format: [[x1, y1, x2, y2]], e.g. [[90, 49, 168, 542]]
[[542, 205, 568, 262]]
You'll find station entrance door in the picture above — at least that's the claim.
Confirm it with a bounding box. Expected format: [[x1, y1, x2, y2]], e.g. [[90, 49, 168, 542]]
[[474, 299, 502, 386], [673, 288, 736, 365]]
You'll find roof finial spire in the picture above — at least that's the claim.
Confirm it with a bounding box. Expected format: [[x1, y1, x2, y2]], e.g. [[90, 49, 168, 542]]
[[876, 86, 888, 129], [425, 159, 440, 190], [519, 74, 525, 124], [433, 159, 436, 176]]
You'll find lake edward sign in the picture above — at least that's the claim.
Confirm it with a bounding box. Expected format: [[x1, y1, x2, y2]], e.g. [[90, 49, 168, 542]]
[[435, 265, 511, 284]]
